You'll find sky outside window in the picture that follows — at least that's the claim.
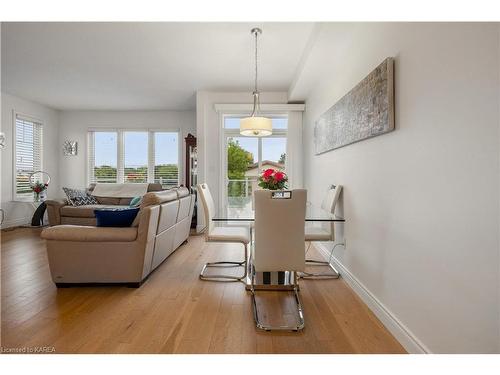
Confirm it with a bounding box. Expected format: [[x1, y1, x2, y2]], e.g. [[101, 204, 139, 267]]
[[124, 131, 148, 168], [262, 137, 286, 163], [94, 132, 117, 167], [155, 132, 178, 165], [230, 137, 258, 164]]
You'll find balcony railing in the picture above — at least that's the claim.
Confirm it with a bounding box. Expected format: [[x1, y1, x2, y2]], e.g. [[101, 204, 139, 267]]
[[227, 178, 258, 209], [227, 178, 257, 197]]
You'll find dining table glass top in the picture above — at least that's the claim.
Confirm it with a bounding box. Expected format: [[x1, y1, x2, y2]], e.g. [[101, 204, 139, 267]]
[[213, 201, 345, 222]]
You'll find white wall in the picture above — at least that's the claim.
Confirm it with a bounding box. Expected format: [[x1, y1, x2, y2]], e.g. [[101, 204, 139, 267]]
[[1, 92, 60, 228], [58, 110, 195, 193], [195, 91, 288, 231], [291, 23, 500, 353]]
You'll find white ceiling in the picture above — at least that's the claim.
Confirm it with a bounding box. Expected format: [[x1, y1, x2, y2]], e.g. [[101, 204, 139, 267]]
[[1, 22, 315, 111]]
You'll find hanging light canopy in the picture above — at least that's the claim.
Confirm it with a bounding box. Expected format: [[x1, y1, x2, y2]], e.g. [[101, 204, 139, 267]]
[[240, 28, 272, 137]]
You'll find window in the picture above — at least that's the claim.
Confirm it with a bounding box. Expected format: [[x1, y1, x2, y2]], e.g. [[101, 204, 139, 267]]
[[154, 132, 179, 187], [88, 130, 179, 188], [14, 114, 43, 201], [89, 132, 118, 183], [223, 116, 287, 212], [123, 131, 148, 183]]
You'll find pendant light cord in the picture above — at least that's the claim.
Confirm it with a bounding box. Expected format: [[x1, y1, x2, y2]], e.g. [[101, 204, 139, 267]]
[[254, 30, 258, 93], [241, 28, 271, 136], [249, 28, 262, 118]]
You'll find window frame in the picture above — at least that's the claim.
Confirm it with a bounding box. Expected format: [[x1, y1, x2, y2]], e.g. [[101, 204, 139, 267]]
[[12, 111, 43, 202], [87, 127, 182, 188], [219, 113, 288, 213]]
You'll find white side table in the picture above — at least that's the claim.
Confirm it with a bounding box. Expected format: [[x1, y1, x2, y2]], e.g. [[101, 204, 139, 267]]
[[15, 200, 49, 228]]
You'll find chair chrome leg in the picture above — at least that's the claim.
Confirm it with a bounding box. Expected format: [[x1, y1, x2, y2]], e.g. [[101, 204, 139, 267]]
[[251, 270, 305, 331], [300, 242, 343, 279], [199, 243, 248, 282]]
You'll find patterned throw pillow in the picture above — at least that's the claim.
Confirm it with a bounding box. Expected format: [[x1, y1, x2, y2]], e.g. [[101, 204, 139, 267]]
[[62, 187, 99, 206]]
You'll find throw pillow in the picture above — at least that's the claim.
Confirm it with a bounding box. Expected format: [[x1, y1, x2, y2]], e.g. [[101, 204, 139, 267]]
[[94, 208, 140, 227], [62, 187, 99, 206], [129, 196, 142, 207]]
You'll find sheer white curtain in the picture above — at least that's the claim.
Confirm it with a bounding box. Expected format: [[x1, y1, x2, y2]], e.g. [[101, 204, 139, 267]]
[[285, 111, 304, 189]]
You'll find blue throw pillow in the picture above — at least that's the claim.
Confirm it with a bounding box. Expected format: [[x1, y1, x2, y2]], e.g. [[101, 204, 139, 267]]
[[129, 196, 142, 207], [94, 208, 140, 227]]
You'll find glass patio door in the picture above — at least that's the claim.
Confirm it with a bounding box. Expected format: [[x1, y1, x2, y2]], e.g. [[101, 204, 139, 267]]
[[222, 116, 287, 215]]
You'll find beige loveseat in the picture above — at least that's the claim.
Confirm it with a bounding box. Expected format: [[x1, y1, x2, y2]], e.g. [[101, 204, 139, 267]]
[[41, 187, 195, 287], [45, 183, 163, 226]]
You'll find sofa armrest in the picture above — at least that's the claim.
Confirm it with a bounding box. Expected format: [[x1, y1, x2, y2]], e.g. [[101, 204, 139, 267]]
[[45, 199, 67, 226], [41, 225, 138, 242]]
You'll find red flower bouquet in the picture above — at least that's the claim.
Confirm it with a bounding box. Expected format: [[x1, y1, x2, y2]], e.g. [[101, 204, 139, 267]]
[[257, 168, 288, 190], [31, 182, 48, 201]]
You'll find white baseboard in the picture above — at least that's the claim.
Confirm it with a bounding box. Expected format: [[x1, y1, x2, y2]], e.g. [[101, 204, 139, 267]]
[[1, 216, 30, 230], [316, 242, 431, 354]]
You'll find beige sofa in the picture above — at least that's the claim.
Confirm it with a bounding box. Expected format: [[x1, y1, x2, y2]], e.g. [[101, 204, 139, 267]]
[[45, 183, 163, 226], [41, 187, 195, 287]]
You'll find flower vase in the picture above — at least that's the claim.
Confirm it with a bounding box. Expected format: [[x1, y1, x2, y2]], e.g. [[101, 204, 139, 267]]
[[34, 192, 40, 202]]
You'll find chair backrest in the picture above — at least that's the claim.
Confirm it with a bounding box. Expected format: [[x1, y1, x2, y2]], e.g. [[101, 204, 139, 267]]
[[197, 183, 215, 235], [253, 189, 307, 272], [321, 185, 343, 213], [320, 185, 342, 241]]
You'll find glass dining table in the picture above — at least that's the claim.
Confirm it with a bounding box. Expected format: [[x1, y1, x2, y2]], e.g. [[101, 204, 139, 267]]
[[212, 203, 345, 290]]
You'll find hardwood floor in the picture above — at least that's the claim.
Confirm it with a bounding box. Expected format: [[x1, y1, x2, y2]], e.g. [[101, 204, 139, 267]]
[[1, 227, 406, 354]]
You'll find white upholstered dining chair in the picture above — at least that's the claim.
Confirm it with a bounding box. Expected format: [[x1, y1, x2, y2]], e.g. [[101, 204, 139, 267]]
[[197, 183, 250, 281], [302, 184, 343, 279], [252, 189, 307, 331]]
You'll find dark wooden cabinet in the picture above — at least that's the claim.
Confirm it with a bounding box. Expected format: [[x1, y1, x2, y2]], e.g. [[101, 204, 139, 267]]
[[185, 133, 197, 228]]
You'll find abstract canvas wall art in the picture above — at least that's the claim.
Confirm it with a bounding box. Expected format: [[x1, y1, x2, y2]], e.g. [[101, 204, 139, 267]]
[[63, 140, 78, 156], [314, 57, 395, 155]]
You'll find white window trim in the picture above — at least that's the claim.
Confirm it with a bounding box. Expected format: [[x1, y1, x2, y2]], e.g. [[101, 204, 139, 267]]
[[12, 110, 43, 203], [87, 127, 182, 187], [218, 113, 288, 214]]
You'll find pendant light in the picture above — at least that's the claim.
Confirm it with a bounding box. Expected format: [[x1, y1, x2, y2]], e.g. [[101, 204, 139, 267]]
[[240, 28, 272, 137]]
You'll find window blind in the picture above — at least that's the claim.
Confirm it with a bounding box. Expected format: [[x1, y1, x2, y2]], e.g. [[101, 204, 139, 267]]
[[15, 115, 43, 200]]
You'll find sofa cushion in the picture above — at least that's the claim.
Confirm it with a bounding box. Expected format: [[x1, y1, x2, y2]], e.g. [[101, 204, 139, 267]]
[[119, 198, 132, 205], [41, 225, 138, 242], [96, 197, 121, 205], [88, 182, 163, 193], [61, 204, 125, 218], [60, 217, 97, 226]]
